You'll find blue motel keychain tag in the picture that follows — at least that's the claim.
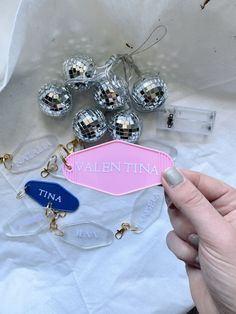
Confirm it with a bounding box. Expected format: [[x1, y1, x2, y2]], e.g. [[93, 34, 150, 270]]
[[17, 180, 79, 212]]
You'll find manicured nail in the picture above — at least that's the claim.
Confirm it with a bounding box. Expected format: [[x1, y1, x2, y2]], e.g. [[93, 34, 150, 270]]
[[188, 233, 199, 248], [163, 167, 184, 187], [191, 255, 201, 269], [164, 192, 172, 207]]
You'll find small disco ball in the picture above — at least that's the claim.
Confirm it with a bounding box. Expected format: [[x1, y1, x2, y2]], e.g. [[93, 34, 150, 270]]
[[108, 110, 142, 143], [38, 83, 72, 117], [63, 56, 96, 91], [73, 108, 107, 143], [94, 76, 128, 111], [132, 74, 167, 112]]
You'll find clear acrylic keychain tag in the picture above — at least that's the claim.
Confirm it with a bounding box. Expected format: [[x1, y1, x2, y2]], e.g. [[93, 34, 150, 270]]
[[116, 186, 165, 239], [59, 222, 114, 249], [3, 210, 48, 237], [3, 210, 114, 249], [5, 187, 114, 249], [0, 135, 58, 174]]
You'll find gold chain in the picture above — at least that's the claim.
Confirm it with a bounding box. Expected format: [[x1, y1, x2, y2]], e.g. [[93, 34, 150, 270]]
[[45, 202, 66, 236]]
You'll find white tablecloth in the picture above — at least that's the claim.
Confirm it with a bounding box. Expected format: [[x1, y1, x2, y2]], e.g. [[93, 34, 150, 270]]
[[1, 1, 236, 313]]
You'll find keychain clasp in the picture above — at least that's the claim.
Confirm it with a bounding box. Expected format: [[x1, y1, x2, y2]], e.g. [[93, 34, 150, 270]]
[[57, 144, 72, 170], [115, 223, 138, 240], [0, 153, 13, 170], [41, 155, 58, 178], [45, 202, 66, 237], [66, 138, 85, 154]]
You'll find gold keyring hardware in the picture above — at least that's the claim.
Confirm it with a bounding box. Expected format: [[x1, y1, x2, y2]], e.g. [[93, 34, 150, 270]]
[[115, 223, 139, 240], [44, 202, 66, 237], [0, 153, 13, 170], [57, 144, 72, 170], [41, 155, 58, 178], [41, 169, 50, 178], [66, 138, 85, 154]]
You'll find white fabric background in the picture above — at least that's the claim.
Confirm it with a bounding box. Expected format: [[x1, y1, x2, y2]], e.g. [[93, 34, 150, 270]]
[[0, 0, 236, 313]]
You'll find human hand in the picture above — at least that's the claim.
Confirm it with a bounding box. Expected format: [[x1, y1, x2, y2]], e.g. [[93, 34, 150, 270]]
[[161, 167, 236, 314]]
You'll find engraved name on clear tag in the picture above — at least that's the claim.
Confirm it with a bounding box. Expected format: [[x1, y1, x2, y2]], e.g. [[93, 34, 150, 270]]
[[60, 222, 114, 249], [3, 210, 48, 237], [9, 135, 58, 173], [131, 186, 165, 233]]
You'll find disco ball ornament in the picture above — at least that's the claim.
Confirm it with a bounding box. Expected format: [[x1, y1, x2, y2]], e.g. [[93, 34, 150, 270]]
[[108, 110, 142, 143], [63, 56, 96, 91], [73, 108, 107, 143], [38, 83, 72, 117], [94, 76, 128, 111], [132, 74, 167, 112]]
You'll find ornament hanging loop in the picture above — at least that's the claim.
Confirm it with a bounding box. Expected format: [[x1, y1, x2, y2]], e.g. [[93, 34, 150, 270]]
[[102, 25, 167, 87], [129, 24, 167, 56]]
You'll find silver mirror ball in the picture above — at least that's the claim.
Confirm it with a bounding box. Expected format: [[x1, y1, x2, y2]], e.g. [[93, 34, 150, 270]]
[[38, 83, 72, 117], [108, 110, 142, 143], [73, 108, 107, 143], [94, 76, 128, 111], [63, 56, 96, 91], [132, 75, 167, 112]]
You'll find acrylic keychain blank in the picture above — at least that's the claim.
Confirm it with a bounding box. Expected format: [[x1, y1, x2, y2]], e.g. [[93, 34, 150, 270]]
[[3, 180, 115, 249], [0, 135, 58, 174], [115, 186, 165, 239], [3, 185, 166, 250]]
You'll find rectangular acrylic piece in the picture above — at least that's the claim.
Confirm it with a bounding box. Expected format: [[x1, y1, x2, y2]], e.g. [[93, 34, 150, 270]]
[[156, 106, 216, 135]]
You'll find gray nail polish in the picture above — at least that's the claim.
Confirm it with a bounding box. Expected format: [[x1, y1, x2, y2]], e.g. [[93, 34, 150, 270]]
[[163, 167, 184, 187], [188, 233, 199, 248], [191, 255, 201, 269], [164, 192, 172, 207]]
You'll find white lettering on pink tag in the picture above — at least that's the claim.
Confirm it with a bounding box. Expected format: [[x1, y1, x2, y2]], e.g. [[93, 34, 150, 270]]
[[62, 140, 174, 195]]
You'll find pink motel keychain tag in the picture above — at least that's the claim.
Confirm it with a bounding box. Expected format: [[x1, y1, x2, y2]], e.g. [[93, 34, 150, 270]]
[[62, 140, 174, 196]]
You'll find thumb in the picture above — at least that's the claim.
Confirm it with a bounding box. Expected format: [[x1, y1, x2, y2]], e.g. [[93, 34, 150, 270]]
[[162, 167, 228, 241]]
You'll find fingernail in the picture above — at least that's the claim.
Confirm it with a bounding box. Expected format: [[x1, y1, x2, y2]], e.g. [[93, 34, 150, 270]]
[[188, 233, 199, 248], [163, 167, 184, 187], [192, 255, 201, 269], [164, 192, 172, 207]]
